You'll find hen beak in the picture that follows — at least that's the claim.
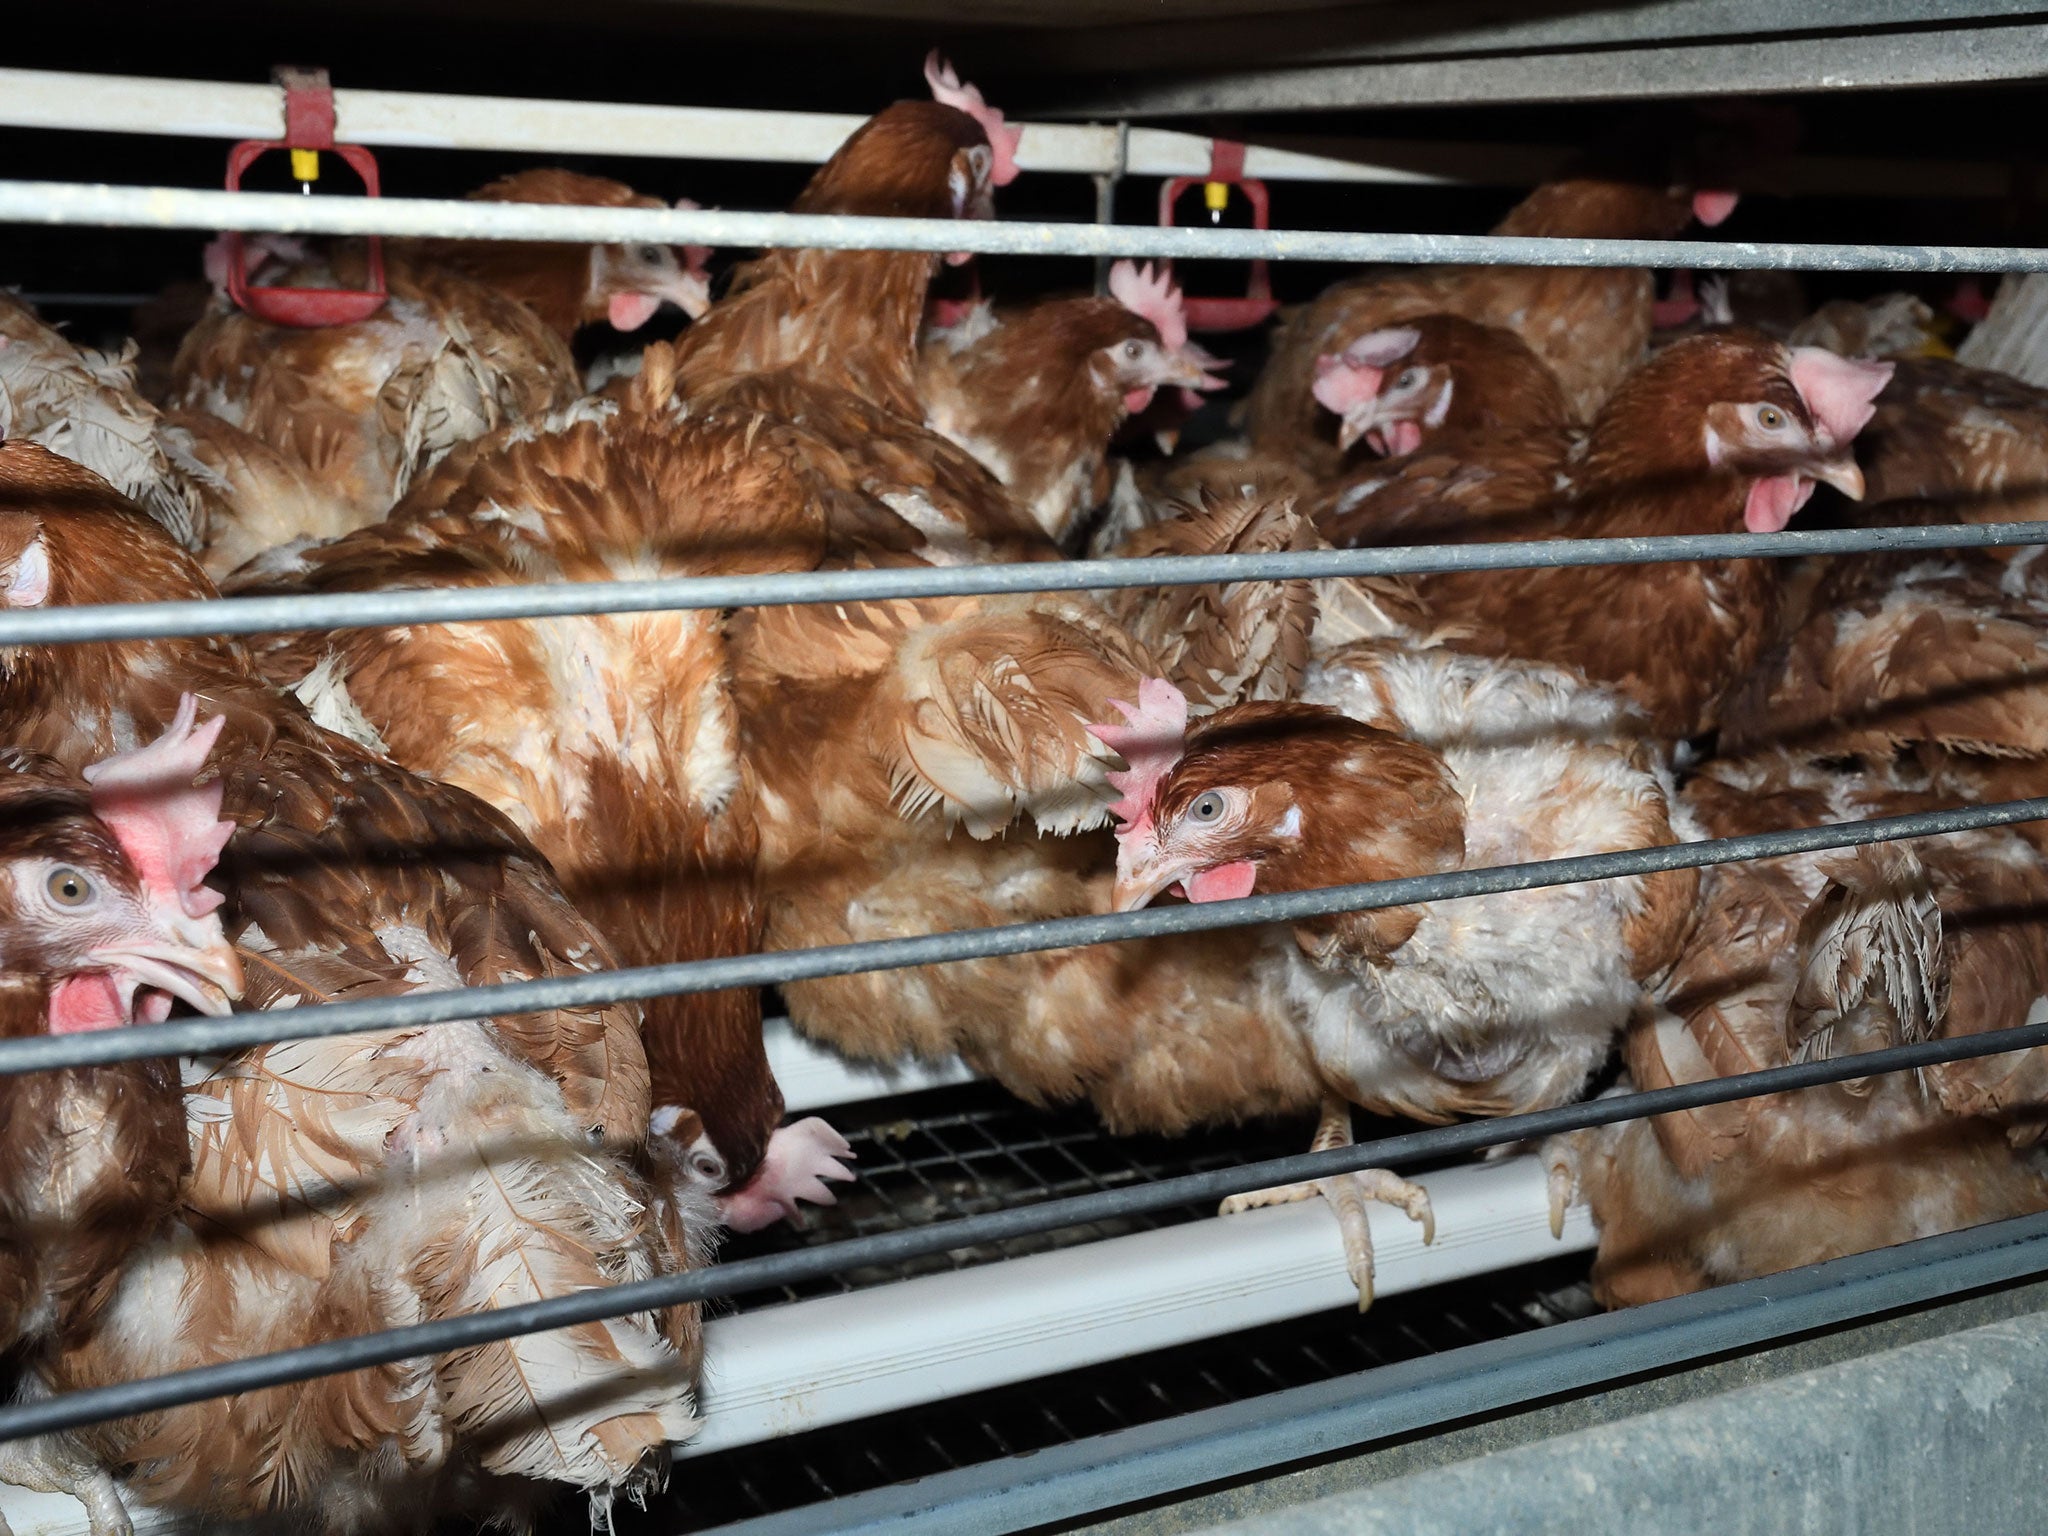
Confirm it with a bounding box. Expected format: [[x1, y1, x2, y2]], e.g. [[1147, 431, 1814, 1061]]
[[89, 935, 243, 1018], [1112, 858, 1194, 914], [661, 270, 713, 321], [1807, 454, 1866, 502], [1335, 410, 1372, 455]]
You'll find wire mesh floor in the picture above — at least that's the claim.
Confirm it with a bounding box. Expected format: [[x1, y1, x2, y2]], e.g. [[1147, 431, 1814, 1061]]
[[714, 1080, 1458, 1310], [586, 1081, 1595, 1534]]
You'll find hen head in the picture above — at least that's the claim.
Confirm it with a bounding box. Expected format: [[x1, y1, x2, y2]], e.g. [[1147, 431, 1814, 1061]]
[[1313, 315, 1567, 457], [1088, 678, 1460, 918], [463, 168, 715, 330], [1593, 329, 1893, 533], [1101, 261, 1228, 414], [0, 695, 240, 1035], [796, 96, 1004, 259], [589, 216, 714, 330], [924, 52, 1021, 189]]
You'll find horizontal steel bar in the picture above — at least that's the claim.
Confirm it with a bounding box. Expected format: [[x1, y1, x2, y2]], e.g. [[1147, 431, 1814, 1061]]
[[1045, 18, 2048, 117], [7, 521, 2048, 650], [705, 1209, 2048, 1536], [0, 67, 1541, 190], [8, 179, 2048, 273], [4, 795, 2044, 1075], [7, 1008, 2048, 1447], [15, 292, 159, 309], [1008, 0, 2040, 79]]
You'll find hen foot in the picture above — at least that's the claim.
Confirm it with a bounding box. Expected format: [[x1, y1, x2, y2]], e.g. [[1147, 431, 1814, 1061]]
[[719, 1116, 857, 1233], [1218, 1097, 1433, 1310], [0, 1439, 132, 1536]]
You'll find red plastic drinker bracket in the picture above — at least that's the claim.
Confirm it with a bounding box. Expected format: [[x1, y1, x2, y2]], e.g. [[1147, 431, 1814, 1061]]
[[1156, 140, 1279, 333], [222, 66, 388, 327]]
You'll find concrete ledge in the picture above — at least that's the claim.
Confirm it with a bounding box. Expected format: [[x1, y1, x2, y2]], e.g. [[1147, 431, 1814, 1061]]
[[1171, 1281, 2048, 1536]]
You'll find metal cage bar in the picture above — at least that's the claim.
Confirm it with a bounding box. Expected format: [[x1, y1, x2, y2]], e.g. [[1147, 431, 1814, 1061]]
[[7, 180, 2048, 273], [0, 66, 2017, 201], [2, 795, 2043, 1079], [0, 522, 2045, 649]]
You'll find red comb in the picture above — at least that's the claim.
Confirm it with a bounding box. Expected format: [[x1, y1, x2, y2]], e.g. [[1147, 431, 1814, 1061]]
[[1084, 677, 1189, 833], [1108, 260, 1189, 353], [673, 197, 713, 274], [82, 694, 234, 919], [925, 51, 1021, 188], [1788, 347, 1893, 447]]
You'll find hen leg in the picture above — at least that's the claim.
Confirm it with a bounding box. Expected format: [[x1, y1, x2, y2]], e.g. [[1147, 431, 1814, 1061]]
[[0, 1439, 132, 1536], [1219, 1096, 1434, 1310]]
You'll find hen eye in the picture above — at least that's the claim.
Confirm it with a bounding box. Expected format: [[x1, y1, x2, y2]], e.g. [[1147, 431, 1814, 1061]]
[[1124, 340, 1144, 359], [636, 245, 665, 264], [690, 1149, 725, 1182], [1188, 791, 1227, 824], [1395, 367, 1422, 390], [1756, 405, 1786, 430], [45, 868, 92, 907]]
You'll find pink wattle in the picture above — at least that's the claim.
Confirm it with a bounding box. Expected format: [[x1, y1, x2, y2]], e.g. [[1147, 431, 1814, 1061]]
[[1124, 386, 1157, 415], [47, 973, 125, 1035], [608, 292, 661, 331], [1743, 473, 1814, 534], [1692, 189, 1741, 227], [1384, 419, 1425, 457], [1652, 290, 1701, 328], [1185, 861, 1258, 903]]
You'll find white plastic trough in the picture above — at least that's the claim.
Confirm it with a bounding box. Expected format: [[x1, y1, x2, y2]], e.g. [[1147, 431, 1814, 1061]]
[[766, 1015, 978, 1112], [685, 1152, 1589, 1454]]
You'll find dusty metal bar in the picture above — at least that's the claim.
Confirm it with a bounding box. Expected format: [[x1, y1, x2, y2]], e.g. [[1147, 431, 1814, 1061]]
[[0, 68, 1522, 187], [5, 1016, 2048, 1446], [5, 521, 2048, 650], [0, 66, 2027, 201], [2, 796, 2044, 1079], [7, 179, 2048, 272], [1043, 18, 2048, 117]]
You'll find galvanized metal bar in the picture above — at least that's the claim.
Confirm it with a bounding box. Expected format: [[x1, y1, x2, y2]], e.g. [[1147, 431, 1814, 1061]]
[[0, 66, 2002, 200], [693, 1210, 2048, 1536], [1004, 0, 2039, 79], [0, 67, 1487, 186], [3, 795, 2044, 1075], [7, 179, 2048, 272], [1043, 18, 2048, 118], [5, 1016, 2048, 1446], [7, 521, 2048, 650]]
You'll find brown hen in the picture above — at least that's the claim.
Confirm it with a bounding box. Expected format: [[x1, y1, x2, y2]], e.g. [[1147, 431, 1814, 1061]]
[[917, 260, 1223, 544], [0, 443, 697, 1531], [169, 169, 705, 564], [1557, 755, 2048, 1307], [1244, 174, 1734, 473], [1415, 330, 1890, 740], [236, 355, 855, 1231]]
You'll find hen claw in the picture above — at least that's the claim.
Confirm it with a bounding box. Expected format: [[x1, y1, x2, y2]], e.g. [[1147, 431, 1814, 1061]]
[[0, 1440, 132, 1536], [718, 1116, 857, 1233], [1218, 1097, 1432, 1310], [1221, 1167, 1433, 1311], [1543, 1130, 1592, 1241]]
